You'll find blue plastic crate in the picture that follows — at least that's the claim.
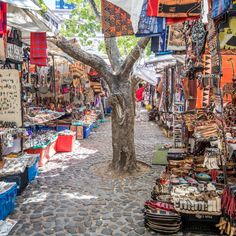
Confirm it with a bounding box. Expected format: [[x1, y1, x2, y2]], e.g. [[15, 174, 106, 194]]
[[0, 183, 17, 220], [27, 157, 40, 182], [36, 125, 55, 132], [1, 169, 29, 195], [56, 125, 70, 132], [83, 126, 92, 139]]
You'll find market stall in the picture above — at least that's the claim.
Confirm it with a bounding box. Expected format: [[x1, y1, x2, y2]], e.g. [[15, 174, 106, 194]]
[[143, 0, 236, 234]]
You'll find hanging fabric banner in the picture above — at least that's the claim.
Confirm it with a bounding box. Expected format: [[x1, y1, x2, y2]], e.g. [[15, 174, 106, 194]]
[[101, 0, 134, 38], [105, 0, 144, 33], [147, 0, 201, 17], [0, 69, 22, 127], [207, 13, 221, 74], [30, 32, 47, 66]]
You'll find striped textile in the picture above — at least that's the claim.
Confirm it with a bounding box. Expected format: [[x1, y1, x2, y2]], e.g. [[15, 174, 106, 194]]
[[212, 0, 231, 19], [30, 32, 47, 66]]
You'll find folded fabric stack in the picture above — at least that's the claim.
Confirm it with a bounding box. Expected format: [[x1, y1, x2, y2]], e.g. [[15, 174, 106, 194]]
[[168, 159, 193, 176], [183, 113, 197, 132], [194, 123, 219, 140], [167, 148, 187, 161], [144, 200, 182, 234]]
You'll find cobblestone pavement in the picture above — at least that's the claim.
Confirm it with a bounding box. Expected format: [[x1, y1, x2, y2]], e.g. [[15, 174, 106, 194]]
[[8, 114, 188, 236]]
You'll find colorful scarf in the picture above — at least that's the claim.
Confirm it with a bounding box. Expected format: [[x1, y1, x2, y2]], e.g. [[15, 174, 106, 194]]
[[136, 0, 165, 37], [30, 32, 47, 66], [101, 0, 134, 38], [0, 2, 7, 36]]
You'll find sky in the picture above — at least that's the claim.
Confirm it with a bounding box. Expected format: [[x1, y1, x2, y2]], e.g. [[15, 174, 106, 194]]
[[44, 0, 55, 10]]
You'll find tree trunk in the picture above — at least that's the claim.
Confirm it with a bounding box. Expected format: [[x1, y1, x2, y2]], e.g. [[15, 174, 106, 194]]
[[110, 75, 137, 173]]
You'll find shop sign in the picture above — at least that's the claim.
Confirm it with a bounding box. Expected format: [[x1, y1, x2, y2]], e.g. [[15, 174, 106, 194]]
[[6, 43, 23, 62], [0, 69, 22, 127]]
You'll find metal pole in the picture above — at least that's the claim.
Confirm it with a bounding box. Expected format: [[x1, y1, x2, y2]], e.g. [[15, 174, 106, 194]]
[[52, 55, 57, 108]]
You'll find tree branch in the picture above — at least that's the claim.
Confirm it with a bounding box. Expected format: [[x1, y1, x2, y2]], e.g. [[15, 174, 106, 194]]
[[88, 0, 101, 21], [52, 36, 113, 88], [104, 37, 122, 72], [120, 37, 150, 77]]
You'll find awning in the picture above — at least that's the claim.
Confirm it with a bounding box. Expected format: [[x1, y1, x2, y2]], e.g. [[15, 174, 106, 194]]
[[133, 66, 159, 86], [8, 5, 58, 35], [2, 0, 40, 10]]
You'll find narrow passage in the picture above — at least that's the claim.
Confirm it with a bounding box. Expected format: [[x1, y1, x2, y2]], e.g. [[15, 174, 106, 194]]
[[9, 115, 169, 236]]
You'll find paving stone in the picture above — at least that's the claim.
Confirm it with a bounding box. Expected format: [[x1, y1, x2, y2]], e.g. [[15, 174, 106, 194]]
[[101, 228, 112, 235], [113, 212, 122, 217], [134, 228, 145, 235], [84, 221, 92, 227], [96, 220, 103, 226], [44, 229, 55, 235]]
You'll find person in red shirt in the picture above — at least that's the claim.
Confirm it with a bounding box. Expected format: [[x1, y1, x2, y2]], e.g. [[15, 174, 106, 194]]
[[135, 83, 145, 119]]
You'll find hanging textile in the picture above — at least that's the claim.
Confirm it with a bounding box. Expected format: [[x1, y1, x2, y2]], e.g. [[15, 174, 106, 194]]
[[212, 0, 231, 19], [6, 27, 23, 63], [166, 17, 199, 25], [105, 0, 145, 34], [147, 0, 201, 18], [167, 23, 186, 51], [151, 36, 160, 52], [101, 0, 134, 38], [207, 13, 221, 74], [219, 16, 236, 50], [159, 29, 169, 53], [136, 0, 165, 37], [30, 32, 47, 66], [0, 2, 7, 36]]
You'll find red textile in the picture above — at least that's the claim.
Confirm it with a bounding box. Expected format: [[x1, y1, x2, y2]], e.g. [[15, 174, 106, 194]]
[[166, 16, 200, 25], [136, 87, 145, 102], [147, 0, 159, 16], [30, 58, 47, 67], [0, 2, 7, 35], [30, 32, 47, 66]]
